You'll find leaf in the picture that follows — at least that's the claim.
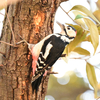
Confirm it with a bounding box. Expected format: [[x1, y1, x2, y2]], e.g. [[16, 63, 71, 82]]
[[75, 19, 87, 30], [97, 0, 100, 9], [73, 47, 90, 56], [65, 30, 87, 55], [97, 26, 100, 35], [74, 14, 88, 29], [75, 14, 84, 20], [84, 35, 91, 42], [86, 62, 98, 98], [93, 10, 100, 21], [73, 10, 87, 17], [73, 11, 87, 28], [74, 15, 99, 53], [84, 18, 99, 54], [70, 5, 100, 24]]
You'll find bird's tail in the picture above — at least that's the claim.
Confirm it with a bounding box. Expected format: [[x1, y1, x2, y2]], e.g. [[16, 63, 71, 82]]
[[31, 74, 43, 93]]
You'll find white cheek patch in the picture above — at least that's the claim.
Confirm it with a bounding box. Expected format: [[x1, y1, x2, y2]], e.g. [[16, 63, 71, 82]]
[[60, 36, 74, 43], [67, 31, 76, 37]]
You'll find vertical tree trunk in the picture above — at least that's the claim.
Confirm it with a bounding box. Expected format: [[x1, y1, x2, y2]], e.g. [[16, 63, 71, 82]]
[[0, 0, 67, 100]]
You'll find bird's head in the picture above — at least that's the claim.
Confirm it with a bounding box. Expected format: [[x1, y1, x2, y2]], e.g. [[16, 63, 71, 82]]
[[57, 21, 77, 39]]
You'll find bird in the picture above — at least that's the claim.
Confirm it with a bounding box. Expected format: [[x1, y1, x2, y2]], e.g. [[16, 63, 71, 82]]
[[30, 22, 77, 93]]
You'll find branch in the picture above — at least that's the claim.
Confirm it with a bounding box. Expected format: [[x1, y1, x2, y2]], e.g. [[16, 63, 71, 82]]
[[96, 97, 100, 100], [0, 51, 5, 55], [5, 9, 16, 45], [59, 5, 83, 28], [60, 54, 66, 57], [0, 12, 5, 16], [31, 74, 42, 83], [16, 33, 30, 45], [31, 71, 58, 83], [93, 65, 100, 70], [31, 64, 50, 82], [16, 40, 27, 44], [0, 41, 17, 47], [47, 71, 58, 74], [70, 56, 87, 60], [0, 10, 16, 45], [60, 0, 69, 3], [59, 5, 77, 24], [69, 53, 100, 70]]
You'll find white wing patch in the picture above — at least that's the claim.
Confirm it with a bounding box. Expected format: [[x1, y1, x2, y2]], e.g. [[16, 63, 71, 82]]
[[43, 41, 53, 59], [38, 57, 44, 64]]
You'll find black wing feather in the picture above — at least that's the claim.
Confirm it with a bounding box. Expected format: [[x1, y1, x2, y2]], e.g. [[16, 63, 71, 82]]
[[31, 34, 69, 93]]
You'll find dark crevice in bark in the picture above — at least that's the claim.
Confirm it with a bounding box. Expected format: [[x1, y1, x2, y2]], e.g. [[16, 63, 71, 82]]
[[13, 88, 14, 100]]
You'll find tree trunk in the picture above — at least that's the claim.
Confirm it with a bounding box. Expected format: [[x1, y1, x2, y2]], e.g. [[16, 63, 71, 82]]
[[0, 0, 67, 100]]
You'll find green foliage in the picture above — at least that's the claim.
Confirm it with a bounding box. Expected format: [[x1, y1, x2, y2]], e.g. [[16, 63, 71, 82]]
[[84, 18, 99, 54], [75, 14, 84, 20], [74, 15, 99, 54], [70, 5, 100, 24], [63, 5, 100, 98]]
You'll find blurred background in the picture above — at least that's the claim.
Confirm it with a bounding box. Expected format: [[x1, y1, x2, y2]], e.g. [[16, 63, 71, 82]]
[[46, 0, 100, 100], [0, 0, 100, 100]]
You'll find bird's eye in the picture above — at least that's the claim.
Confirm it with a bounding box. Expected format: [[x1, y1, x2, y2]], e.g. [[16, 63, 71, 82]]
[[67, 27, 70, 30]]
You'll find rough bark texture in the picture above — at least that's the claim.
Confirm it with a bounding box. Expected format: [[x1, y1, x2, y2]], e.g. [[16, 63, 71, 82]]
[[0, 0, 68, 100]]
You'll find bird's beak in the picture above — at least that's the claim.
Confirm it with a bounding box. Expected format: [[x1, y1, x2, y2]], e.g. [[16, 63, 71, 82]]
[[56, 21, 64, 30]]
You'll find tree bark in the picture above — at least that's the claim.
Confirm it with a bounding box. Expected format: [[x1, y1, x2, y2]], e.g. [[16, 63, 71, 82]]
[[0, 0, 68, 100]]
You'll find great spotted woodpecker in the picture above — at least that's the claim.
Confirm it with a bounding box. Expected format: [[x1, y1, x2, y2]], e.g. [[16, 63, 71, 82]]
[[31, 22, 77, 92]]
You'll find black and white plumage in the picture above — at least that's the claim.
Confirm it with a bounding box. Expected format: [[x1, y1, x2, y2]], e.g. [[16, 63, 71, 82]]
[[31, 22, 77, 92]]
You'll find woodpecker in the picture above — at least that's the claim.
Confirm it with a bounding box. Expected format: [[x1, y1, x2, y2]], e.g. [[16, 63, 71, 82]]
[[31, 22, 77, 93]]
